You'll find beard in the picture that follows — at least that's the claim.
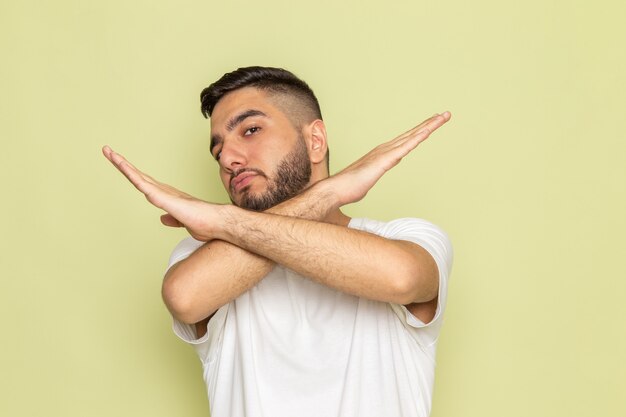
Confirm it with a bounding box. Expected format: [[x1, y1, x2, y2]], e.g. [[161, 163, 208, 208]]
[[235, 135, 312, 211]]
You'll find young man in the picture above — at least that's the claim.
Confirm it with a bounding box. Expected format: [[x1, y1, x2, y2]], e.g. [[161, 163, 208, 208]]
[[103, 66, 453, 417]]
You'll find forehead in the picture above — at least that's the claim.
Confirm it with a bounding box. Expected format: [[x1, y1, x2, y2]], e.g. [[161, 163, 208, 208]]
[[210, 87, 278, 131]]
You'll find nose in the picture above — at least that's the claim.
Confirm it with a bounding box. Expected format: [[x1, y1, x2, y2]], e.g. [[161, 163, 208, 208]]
[[219, 139, 247, 172]]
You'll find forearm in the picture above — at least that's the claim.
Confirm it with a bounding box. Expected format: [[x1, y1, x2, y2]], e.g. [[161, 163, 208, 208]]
[[216, 205, 439, 306], [106, 113, 450, 324], [162, 182, 338, 323]]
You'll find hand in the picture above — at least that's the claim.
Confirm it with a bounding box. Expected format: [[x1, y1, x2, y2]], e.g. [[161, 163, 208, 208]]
[[325, 112, 451, 206], [101, 146, 221, 241]]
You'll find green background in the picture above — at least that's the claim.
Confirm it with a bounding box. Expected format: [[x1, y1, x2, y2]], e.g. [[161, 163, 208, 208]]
[[2, 0, 624, 416]]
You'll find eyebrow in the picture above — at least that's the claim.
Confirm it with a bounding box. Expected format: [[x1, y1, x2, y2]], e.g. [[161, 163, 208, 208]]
[[210, 109, 268, 156]]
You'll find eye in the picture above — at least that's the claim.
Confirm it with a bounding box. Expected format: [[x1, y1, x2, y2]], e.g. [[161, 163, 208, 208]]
[[244, 126, 260, 136]]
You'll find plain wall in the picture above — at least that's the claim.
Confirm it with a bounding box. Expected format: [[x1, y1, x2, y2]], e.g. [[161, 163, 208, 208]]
[[1, 0, 624, 416]]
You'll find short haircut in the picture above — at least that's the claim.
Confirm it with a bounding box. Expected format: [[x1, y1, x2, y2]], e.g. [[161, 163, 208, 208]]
[[200, 66, 322, 126]]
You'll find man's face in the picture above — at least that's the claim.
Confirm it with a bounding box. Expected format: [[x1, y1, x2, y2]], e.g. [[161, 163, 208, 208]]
[[209, 87, 312, 211]]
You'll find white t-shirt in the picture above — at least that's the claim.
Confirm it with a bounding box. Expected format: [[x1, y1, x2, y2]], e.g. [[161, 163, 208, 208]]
[[166, 217, 453, 417]]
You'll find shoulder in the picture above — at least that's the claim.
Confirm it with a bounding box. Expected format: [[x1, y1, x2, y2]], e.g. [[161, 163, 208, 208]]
[[350, 217, 452, 245], [360, 218, 454, 334], [350, 217, 453, 277]]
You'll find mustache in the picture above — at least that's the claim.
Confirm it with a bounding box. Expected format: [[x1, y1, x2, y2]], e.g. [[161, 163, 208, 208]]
[[230, 168, 268, 190]]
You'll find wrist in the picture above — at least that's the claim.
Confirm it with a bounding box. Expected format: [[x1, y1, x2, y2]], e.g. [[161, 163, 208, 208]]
[[313, 177, 342, 210], [266, 179, 339, 220], [211, 204, 241, 242]]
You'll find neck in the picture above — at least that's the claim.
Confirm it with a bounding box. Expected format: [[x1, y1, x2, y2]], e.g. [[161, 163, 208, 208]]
[[307, 170, 351, 227]]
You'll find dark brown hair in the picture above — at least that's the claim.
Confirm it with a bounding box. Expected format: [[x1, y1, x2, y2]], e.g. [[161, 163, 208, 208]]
[[200, 66, 322, 121]]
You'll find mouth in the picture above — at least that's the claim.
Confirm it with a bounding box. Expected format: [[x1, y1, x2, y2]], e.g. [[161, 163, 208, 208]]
[[230, 170, 262, 193]]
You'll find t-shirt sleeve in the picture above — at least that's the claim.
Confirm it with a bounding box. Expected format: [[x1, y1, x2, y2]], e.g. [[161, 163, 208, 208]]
[[367, 218, 454, 344], [166, 236, 205, 274], [165, 237, 221, 360]]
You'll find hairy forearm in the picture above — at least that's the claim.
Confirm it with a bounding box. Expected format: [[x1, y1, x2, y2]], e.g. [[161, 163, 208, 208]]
[[216, 206, 439, 306], [162, 182, 338, 324], [107, 113, 449, 324]]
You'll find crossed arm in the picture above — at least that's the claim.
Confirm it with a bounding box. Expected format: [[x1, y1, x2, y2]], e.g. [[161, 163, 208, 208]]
[[103, 112, 451, 325]]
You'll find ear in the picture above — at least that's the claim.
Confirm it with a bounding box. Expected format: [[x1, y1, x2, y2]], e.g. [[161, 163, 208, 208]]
[[304, 119, 328, 166]]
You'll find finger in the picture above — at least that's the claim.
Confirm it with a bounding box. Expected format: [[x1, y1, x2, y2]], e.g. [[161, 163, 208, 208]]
[[103, 146, 136, 174], [388, 125, 433, 150], [401, 115, 440, 138], [410, 112, 444, 131], [107, 149, 142, 176], [387, 114, 443, 148], [411, 111, 451, 135], [104, 147, 198, 205], [106, 152, 164, 205], [115, 159, 159, 196], [408, 127, 432, 146], [105, 147, 163, 189], [108, 152, 143, 185], [102, 145, 112, 159], [415, 112, 450, 134], [161, 214, 184, 227], [103, 146, 162, 205], [395, 112, 451, 147], [393, 111, 451, 141]]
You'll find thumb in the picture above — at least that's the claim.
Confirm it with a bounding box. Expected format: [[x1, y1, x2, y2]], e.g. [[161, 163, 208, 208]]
[[160, 214, 184, 228]]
